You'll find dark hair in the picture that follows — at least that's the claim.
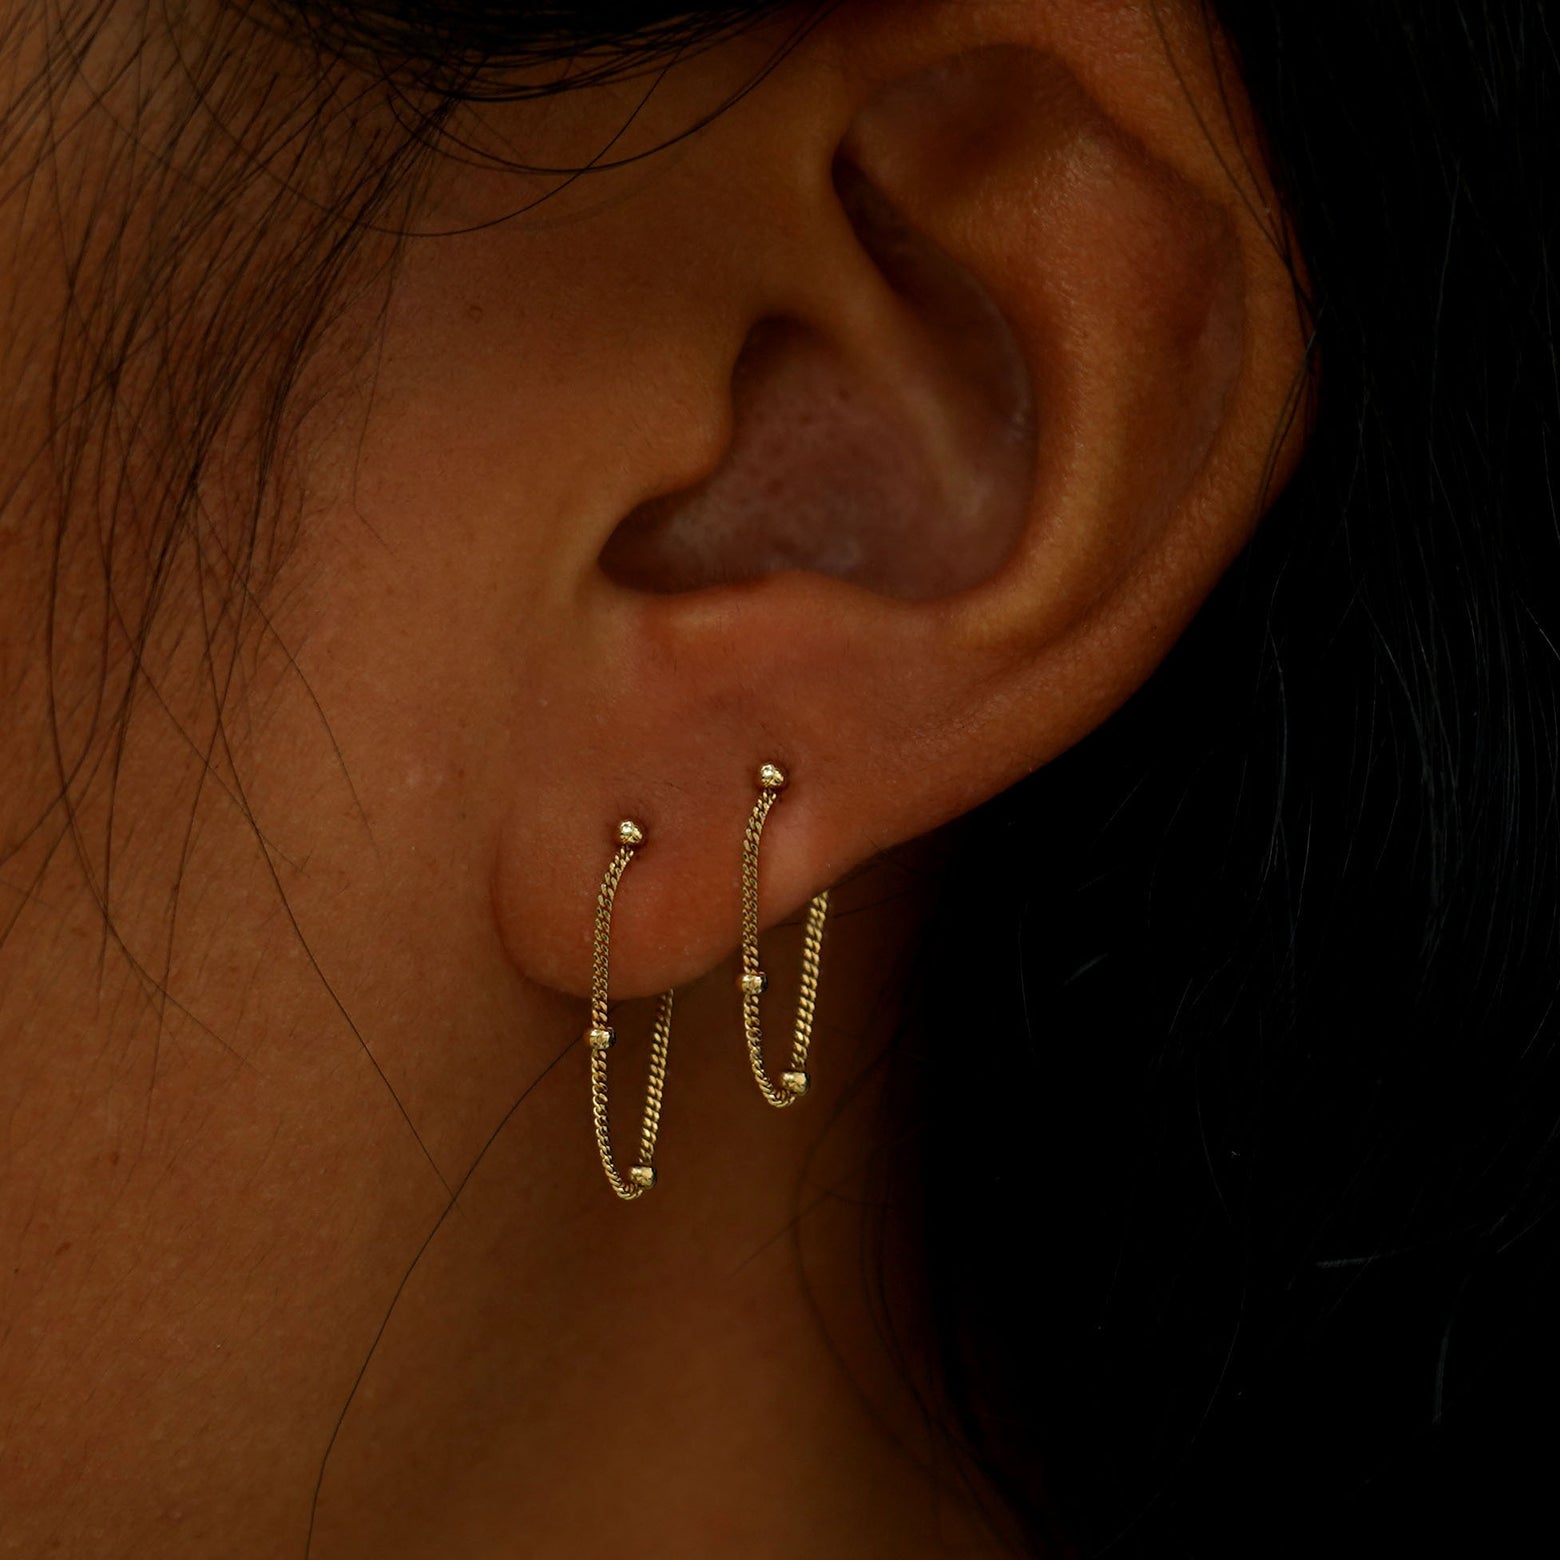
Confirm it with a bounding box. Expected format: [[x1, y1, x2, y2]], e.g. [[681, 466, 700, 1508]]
[[12, 3, 1557, 1556], [919, 5, 1560, 1555]]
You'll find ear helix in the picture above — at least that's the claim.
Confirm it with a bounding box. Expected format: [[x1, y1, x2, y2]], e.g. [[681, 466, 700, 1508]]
[[739, 763, 830, 1108], [586, 819, 675, 1201]]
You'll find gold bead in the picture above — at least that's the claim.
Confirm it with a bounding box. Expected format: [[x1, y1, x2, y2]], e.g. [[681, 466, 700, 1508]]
[[629, 1164, 657, 1189], [587, 1025, 615, 1050], [738, 970, 767, 996], [781, 1070, 811, 1097], [756, 762, 788, 791], [616, 819, 645, 847]]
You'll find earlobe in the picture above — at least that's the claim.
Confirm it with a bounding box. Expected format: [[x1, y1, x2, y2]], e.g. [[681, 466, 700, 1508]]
[[490, 0, 1309, 1002]]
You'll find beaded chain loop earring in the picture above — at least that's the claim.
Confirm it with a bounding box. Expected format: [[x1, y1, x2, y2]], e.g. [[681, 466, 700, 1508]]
[[584, 769, 830, 1199], [739, 763, 830, 1107], [586, 819, 675, 1200]]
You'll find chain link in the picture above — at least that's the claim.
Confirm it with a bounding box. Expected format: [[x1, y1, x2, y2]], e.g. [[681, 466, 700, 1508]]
[[587, 826, 674, 1200], [740, 768, 829, 1107]]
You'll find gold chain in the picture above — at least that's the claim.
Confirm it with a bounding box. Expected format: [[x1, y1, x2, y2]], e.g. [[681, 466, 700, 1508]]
[[587, 820, 674, 1200], [739, 764, 829, 1107]]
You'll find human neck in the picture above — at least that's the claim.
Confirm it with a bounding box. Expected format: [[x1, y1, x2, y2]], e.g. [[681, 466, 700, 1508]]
[[0, 716, 1006, 1557], [309, 861, 1001, 1557]]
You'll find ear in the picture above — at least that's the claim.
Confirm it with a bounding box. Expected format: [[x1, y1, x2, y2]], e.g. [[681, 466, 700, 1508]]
[[481, 0, 1310, 996]]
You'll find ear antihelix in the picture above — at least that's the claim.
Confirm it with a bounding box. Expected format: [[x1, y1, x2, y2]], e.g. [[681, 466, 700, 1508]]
[[596, 155, 1035, 604]]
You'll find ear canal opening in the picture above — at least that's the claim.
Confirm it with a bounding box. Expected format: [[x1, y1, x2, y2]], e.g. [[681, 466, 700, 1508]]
[[596, 156, 1037, 601]]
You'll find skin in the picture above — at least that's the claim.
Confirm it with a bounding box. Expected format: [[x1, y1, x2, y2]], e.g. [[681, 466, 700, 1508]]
[[0, 1, 1309, 1554]]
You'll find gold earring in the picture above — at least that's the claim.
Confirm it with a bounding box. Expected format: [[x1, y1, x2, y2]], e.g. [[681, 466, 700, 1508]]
[[586, 819, 674, 1200], [739, 763, 829, 1107]]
